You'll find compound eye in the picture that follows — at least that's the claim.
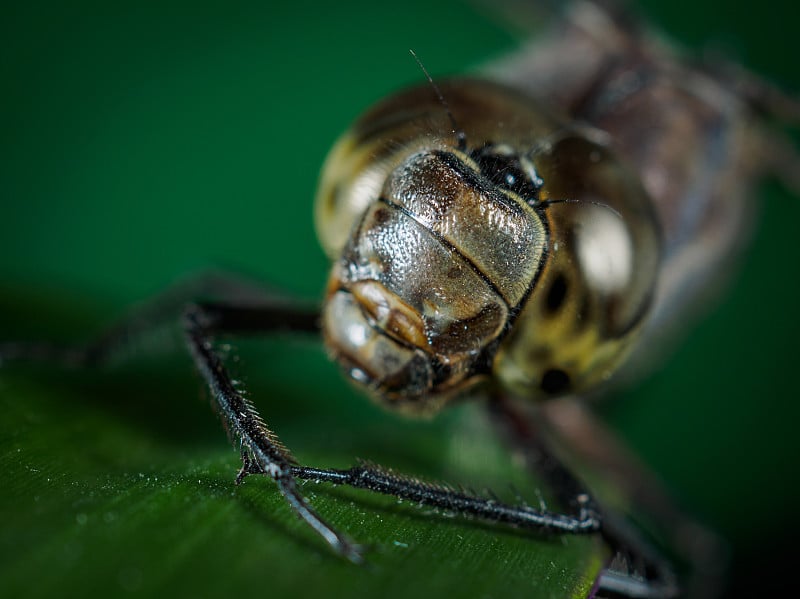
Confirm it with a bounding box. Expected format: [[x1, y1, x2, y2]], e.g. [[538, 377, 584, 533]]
[[545, 272, 568, 314]]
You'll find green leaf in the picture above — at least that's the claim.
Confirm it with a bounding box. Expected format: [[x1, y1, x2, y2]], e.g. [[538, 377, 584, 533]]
[[0, 343, 607, 599]]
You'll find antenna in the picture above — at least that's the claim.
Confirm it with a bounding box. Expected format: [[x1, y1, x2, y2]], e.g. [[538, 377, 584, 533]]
[[409, 49, 467, 151], [538, 197, 623, 221]]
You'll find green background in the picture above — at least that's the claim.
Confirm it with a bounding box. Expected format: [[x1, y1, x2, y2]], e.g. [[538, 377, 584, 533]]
[[1, 1, 798, 597]]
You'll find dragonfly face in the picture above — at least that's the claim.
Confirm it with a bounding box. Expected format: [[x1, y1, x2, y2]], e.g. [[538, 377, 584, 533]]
[[321, 145, 544, 409], [316, 79, 661, 412]]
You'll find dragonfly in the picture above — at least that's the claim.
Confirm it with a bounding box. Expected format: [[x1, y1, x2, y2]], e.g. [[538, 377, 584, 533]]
[[1, 1, 797, 597]]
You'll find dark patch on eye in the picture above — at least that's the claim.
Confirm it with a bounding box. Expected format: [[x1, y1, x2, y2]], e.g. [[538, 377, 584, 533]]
[[545, 273, 568, 314], [540, 368, 570, 395]]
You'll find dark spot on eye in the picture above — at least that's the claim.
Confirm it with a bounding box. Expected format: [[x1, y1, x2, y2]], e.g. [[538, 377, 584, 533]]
[[545, 273, 568, 314], [540, 368, 570, 395]]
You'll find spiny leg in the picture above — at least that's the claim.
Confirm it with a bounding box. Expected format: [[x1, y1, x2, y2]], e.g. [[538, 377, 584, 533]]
[[4, 286, 673, 595], [0, 280, 361, 562], [290, 461, 600, 533], [488, 396, 682, 599], [541, 399, 726, 599], [186, 302, 599, 556], [181, 301, 363, 563], [488, 395, 600, 521], [2, 287, 599, 560], [4, 288, 660, 591], [0, 270, 312, 368]]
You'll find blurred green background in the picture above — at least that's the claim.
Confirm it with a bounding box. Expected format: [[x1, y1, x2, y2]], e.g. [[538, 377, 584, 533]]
[[1, 0, 798, 597]]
